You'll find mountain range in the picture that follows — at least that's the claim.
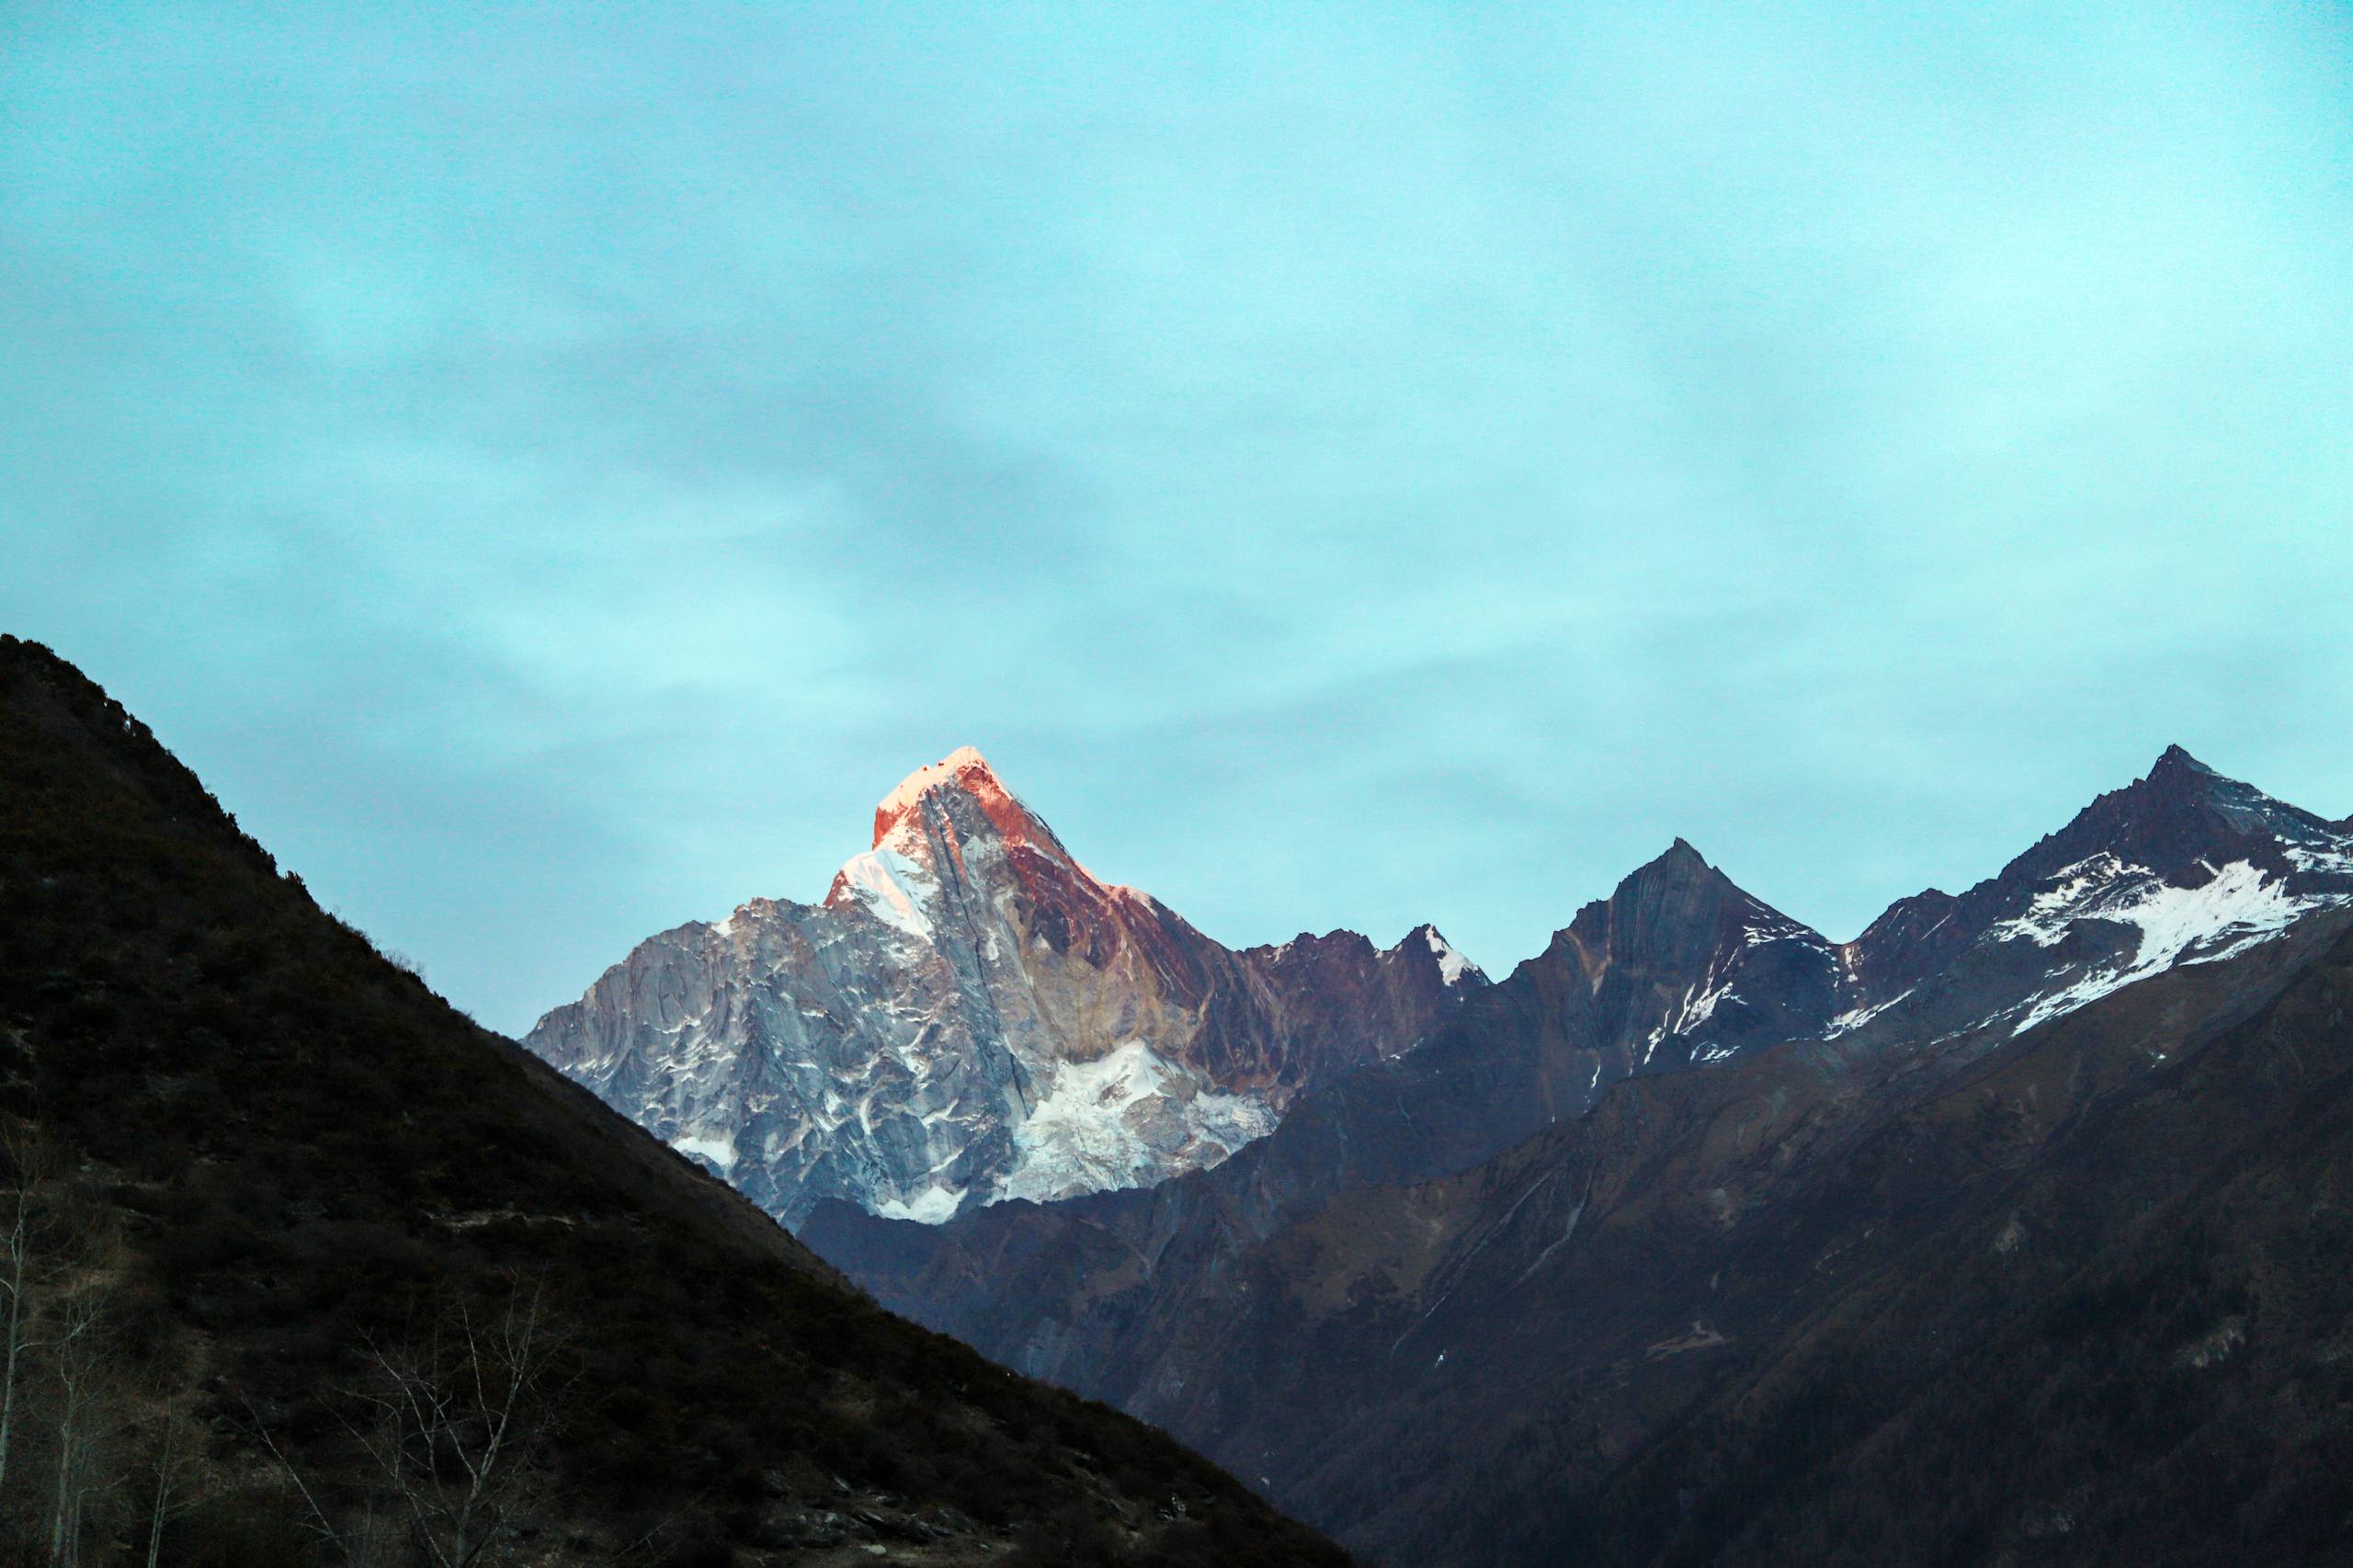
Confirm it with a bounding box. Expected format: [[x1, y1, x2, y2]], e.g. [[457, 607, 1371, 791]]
[[803, 744, 2353, 1565], [19, 615, 2352, 1566]]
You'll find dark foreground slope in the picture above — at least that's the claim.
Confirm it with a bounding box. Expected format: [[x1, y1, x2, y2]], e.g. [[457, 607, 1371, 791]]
[[818, 782, 2353, 1565], [0, 635, 1350, 1568]]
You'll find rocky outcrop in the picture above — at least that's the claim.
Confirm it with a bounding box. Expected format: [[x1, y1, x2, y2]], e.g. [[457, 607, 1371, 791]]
[[525, 747, 1483, 1225]]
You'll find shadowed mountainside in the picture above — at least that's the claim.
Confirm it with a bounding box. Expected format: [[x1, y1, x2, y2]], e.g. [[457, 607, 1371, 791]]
[[812, 755, 2353, 1566], [0, 635, 1351, 1567]]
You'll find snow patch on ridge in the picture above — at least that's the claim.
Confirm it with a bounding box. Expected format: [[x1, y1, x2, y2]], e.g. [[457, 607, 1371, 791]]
[[1425, 926, 1476, 985], [2004, 858, 2335, 1035], [1824, 989, 1914, 1040], [996, 1040, 1278, 1206], [2285, 842, 2353, 877], [670, 1131, 739, 1173], [1993, 854, 2150, 948], [1742, 913, 1825, 950], [875, 1182, 968, 1223], [831, 845, 939, 938], [1645, 972, 1740, 1062]]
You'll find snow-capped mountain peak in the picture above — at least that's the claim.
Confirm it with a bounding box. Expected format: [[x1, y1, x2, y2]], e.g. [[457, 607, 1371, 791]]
[[1827, 748, 2353, 1048], [823, 746, 1104, 938], [864, 745, 1085, 869], [874, 744, 995, 819], [527, 744, 2346, 1235], [527, 749, 1483, 1226], [1418, 924, 1479, 986]]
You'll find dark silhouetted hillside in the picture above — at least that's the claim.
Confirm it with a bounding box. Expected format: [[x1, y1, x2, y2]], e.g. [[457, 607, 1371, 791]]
[[0, 634, 1351, 1567]]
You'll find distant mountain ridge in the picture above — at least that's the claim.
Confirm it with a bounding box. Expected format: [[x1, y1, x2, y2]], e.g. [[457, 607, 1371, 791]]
[[972, 745, 2353, 1236], [526, 746, 1483, 1225], [806, 746, 2353, 1566]]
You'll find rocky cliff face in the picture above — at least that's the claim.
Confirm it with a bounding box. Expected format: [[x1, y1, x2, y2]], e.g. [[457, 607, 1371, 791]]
[[805, 748, 2353, 1566], [525, 747, 1483, 1225]]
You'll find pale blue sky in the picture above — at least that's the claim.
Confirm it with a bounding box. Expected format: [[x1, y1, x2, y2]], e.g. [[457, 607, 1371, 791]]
[[5, 3, 2349, 1032]]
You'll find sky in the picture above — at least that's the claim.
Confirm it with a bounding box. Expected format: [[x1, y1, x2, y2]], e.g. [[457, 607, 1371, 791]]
[[5, 2, 2350, 1034]]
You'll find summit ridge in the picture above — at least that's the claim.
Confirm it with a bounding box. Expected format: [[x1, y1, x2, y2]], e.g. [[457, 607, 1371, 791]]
[[527, 749, 1483, 1225]]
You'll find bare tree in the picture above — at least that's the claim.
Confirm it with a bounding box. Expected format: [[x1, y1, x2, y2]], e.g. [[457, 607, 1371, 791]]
[[142, 1395, 206, 1568], [244, 1395, 361, 1565], [256, 1280, 568, 1567], [45, 1286, 108, 1568], [0, 1118, 53, 1495], [343, 1282, 565, 1568]]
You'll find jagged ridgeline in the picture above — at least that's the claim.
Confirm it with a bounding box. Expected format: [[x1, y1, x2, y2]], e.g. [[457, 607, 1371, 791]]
[[809, 747, 2353, 1567], [0, 635, 1352, 1567], [527, 746, 1484, 1228]]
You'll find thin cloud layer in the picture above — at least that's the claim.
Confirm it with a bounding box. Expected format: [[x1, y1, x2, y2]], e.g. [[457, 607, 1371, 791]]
[[4, 2, 2348, 1031]]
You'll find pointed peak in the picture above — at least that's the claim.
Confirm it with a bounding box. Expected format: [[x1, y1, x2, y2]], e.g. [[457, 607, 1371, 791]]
[[2109, 744, 2274, 815], [1591, 837, 1728, 909], [2153, 743, 2216, 778], [1367, 923, 1481, 982], [878, 744, 996, 809], [1415, 924, 1480, 986], [2080, 743, 2237, 820], [1644, 836, 1711, 875], [1993, 743, 2343, 897], [866, 746, 1087, 874], [872, 746, 1007, 846], [1573, 838, 1732, 925], [1613, 837, 1827, 941]]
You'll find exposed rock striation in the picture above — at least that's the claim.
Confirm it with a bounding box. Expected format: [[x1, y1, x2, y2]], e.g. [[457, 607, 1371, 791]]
[[526, 747, 1483, 1225]]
